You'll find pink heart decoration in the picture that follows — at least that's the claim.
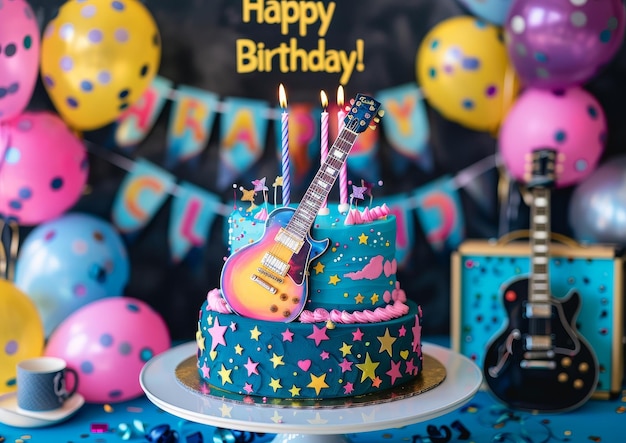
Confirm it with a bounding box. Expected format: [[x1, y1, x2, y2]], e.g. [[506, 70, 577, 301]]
[[298, 359, 312, 371]]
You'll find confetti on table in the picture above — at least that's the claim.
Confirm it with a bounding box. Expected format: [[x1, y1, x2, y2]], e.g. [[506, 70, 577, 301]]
[[103, 404, 114, 413]]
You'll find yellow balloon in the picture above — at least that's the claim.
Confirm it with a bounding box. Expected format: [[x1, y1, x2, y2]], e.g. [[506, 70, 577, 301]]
[[0, 279, 44, 394], [40, 0, 161, 131], [416, 16, 518, 133]]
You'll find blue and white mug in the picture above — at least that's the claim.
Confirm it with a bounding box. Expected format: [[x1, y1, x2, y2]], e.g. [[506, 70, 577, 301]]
[[16, 356, 79, 412]]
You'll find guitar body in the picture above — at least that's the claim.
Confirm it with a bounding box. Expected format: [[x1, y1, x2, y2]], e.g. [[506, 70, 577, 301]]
[[483, 277, 598, 412], [220, 207, 329, 322]]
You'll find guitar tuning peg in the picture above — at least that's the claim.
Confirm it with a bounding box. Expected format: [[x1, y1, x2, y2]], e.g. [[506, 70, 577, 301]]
[[378, 110, 385, 117], [368, 124, 378, 130]]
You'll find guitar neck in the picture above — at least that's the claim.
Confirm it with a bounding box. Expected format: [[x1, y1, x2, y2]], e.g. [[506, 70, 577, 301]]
[[285, 126, 358, 238], [530, 186, 551, 304]]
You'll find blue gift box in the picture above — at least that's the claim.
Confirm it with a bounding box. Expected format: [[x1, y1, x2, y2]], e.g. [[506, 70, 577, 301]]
[[451, 232, 624, 399]]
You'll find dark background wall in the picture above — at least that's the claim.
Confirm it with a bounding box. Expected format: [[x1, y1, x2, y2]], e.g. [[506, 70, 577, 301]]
[[22, 0, 626, 340]]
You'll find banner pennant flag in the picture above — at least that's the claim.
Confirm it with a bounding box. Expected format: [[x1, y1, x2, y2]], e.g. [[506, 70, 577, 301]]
[[166, 85, 219, 167], [112, 158, 175, 233], [168, 181, 221, 262], [115, 76, 173, 148]]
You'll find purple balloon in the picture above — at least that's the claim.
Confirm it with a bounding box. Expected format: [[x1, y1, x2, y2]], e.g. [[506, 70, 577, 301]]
[[569, 156, 626, 245], [505, 0, 625, 89]]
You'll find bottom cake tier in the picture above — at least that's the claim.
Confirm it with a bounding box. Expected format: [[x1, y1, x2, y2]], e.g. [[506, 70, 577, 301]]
[[196, 300, 423, 399]]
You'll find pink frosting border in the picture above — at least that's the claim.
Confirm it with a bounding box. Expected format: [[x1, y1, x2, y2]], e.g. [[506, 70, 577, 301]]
[[205, 281, 410, 324]]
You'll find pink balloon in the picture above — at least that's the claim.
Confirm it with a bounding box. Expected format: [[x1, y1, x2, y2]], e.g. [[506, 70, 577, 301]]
[[45, 297, 170, 403], [499, 87, 606, 188], [0, 111, 89, 226], [0, 0, 41, 122]]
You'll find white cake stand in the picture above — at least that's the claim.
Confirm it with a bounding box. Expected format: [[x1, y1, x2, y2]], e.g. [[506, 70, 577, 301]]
[[140, 342, 482, 443]]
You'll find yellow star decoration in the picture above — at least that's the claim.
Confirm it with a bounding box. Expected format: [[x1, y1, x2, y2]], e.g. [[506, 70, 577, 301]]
[[245, 202, 258, 213], [219, 403, 233, 417], [313, 261, 325, 274], [370, 293, 379, 304], [307, 373, 329, 396], [240, 187, 256, 202], [273, 176, 283, 187], [196, 323, 205, 352], [269, 377, 282, 392], [289, 385, 301, 397], [356, 352, 380, 382], [250, 326, 262, 341], [217, 364, 232, 385], [329, 274, 341, 285], [209, 350, 217, 360], [358, 233, 369, 244], [270, 353, 285, 368], [339, 342, 353, 357], [354, 293, 364, 304], [377, 328, 397, 357], [234, 344, 244, 355], [207, 314, 213, 326], [271, 411, 283, 424]]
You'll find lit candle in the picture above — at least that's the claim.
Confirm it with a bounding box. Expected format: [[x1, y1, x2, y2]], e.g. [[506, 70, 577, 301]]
[[319, 90, 329, 214], [337, 85, 349, 213], [279, 83, 290, 206]]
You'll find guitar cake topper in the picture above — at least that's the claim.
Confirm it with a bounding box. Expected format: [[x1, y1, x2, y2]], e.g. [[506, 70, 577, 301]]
[[483, 148, 599, 412], [220, 93, 384, 322]]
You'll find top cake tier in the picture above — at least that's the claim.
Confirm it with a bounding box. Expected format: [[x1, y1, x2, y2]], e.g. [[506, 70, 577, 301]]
[[226, 204, 398, 316]]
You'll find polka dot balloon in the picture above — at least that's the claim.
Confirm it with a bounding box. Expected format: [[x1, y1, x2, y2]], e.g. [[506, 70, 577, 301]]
[[0, 279, 45, 395], [15, 213, 130, 337], [416, 16, 519, 132], [505, 0, 625, 89], [498, 87, 606, 188], [45, 297, 170, 403], [41, 0, 161, 130], [0, 111, 88, 226], [0, 0, 41, 122]]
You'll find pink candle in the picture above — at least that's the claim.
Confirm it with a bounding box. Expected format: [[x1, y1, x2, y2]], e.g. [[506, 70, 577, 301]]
[[337, 85, 348, 209], [320, 90, 329, 211], [278, 84, 290, 206]]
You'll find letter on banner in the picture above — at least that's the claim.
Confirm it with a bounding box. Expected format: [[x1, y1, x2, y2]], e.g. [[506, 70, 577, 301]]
[[217, 97, 269, 189], [377, 83, 429, 164], [412, 175, 465, 253], [382, 194, 415, 268], [115, 76, 173, 148], [166, 86, 219, 167], [112, 159, 175, 233], [169, 182, 221, 262]]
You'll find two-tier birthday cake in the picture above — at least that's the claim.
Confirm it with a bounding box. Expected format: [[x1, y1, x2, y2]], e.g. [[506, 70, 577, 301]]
[[196, 94, 423, 400]]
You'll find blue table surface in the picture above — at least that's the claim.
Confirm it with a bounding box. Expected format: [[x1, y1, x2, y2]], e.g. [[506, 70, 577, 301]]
[[1, 338, 624, 443]]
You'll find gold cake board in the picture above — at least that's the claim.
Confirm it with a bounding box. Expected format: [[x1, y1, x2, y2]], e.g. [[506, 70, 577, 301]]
[[175, 354, 446, 409]]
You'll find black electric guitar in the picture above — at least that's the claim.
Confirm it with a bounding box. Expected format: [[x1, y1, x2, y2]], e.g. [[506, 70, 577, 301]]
[[483, 148, 598, 412], [220, 94, 383, 322]]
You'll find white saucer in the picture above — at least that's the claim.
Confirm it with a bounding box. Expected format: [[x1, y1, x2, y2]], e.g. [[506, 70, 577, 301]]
[[0, 392, 85, 428]]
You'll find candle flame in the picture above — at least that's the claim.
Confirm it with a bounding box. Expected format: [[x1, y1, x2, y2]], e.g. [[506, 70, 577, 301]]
[[279, 83, 287, 109], [320, 90, 328, 110], [337, 85, 344, 107]]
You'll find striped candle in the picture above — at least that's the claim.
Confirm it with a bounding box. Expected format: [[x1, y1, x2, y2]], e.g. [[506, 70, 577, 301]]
[[337, 85, 348, 209], [320, 90, 329, 211], [279, 84, 290, 206]]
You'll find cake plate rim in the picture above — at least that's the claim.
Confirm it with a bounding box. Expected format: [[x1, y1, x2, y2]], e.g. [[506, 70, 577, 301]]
[[140, 341, 482, 436]]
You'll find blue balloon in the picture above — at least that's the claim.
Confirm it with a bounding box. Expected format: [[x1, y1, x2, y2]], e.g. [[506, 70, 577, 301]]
[[457, 0, 514, 25], [15, 213, 130, 337]]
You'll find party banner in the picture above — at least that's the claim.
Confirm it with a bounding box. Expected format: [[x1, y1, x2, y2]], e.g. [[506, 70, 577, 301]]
[[377, 83, 431, 172], [115, 76, 173, 148], [166, 85, 219, 167], [217, 97, 270, 189], [168, 181, 221, 262], [112, 158, 176, 233], [412, 175, 465, 253], [383, 193, 415, 266]]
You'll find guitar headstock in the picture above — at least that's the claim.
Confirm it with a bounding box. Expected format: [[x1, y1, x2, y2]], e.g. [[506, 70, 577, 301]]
[[527, 148, 558, 189], [343, 94, 384, 133]]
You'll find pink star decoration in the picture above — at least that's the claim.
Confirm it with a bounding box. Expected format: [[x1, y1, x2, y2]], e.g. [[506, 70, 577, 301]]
[[386, 360, 402, 384], [343, 382, 354, 395], [339, 358, 353, 373], [307, 325, 330, 346], [411, 314, 422, 354], [243, 382, 254, 394], [200, 363, 210, 378], [281, 328, 294, 342], [244, 357, 260, 376], [208, 318, 228, 351], [352, 328, 364, 341]]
